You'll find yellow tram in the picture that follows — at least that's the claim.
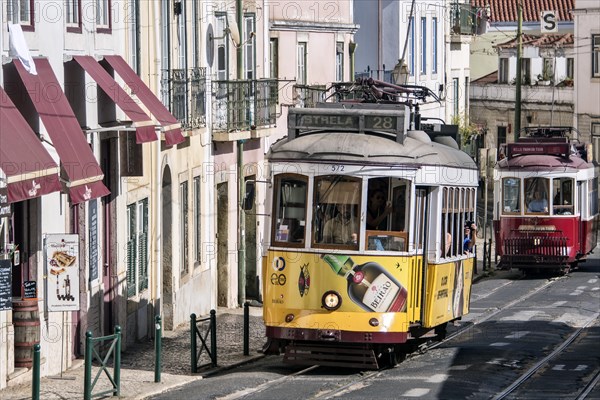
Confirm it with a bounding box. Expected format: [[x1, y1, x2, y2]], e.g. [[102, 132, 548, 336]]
[[261, 80, 479, 368]]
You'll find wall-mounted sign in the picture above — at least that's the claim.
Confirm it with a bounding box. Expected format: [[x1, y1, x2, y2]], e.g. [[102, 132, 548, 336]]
[[0, 259, 12, 311], [45, 234, 80, 312], [541, 11, 558, 33], [0, 186, 11, 218]]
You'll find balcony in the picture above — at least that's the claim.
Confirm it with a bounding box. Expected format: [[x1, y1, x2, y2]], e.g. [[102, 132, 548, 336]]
[[161, 67, 207, 130], [450, 3, 476, 39], [211, 79, 279, 141]]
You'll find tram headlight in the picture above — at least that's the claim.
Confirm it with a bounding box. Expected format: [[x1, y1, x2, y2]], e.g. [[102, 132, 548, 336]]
[[285, 313, 295, 323], [322, 291, 342, 311], [369, 318, 379, 327]]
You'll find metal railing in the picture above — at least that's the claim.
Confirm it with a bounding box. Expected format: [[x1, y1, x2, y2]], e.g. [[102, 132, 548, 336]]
[[503, 235, 568, 267], [83, 326, 122, 400], [293, 84, 327, 108], [211, 79, 278, 132], [161, 67, 207, 130], [191, 310, 217, 373]]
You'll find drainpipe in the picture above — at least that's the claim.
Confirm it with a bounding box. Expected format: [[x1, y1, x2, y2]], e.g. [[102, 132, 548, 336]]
[[153, 0, 162, 314], [236, 0, 246, 307]]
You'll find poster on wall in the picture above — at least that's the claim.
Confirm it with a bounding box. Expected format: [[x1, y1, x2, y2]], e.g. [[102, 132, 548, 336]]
[[45, 234, 80, 312]]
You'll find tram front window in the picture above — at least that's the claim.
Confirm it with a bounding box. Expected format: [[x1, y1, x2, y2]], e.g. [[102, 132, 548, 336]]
[[365, 178, 410, 251], [502, 178, 520, 213], [552, 178, 574, 215], [313, 176, 361, 248], [525, 177, 550, 214]]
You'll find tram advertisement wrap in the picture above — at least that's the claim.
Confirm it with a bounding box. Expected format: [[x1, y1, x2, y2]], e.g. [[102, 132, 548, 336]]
[[423, 259, 473, 328], [264, 251, 473, 329], [265, 251, 412, 313]]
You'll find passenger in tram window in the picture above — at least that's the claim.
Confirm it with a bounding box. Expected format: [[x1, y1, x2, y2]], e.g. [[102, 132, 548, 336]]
[[463, 226, 473, 253], [322, 203, 358, 244], [445, 232, 453, 257], [527, 190, 548, 213], [366, 189, 392, 230]]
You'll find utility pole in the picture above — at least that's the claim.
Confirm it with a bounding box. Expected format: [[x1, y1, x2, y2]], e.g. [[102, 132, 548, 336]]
[[236, 0, 246, 307], [514, 2, 523, 141]]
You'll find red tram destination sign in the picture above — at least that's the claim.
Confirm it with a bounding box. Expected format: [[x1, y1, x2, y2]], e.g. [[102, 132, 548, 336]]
[[507, 142, 570, 159]]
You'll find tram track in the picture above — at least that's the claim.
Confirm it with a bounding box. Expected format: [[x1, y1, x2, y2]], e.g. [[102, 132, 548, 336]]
[[217, 275, 567, 400], [491, 313, 600, 400]]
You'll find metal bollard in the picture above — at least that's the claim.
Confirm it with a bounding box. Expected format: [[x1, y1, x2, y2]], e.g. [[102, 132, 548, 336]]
[[155, 315, 162, 383], [84, 331, 93, 400], [191, 313, 197, 373], [32, 344, 40, 400], [488, 239, 493, 269], [243, 302, 249, 356], [210, 309, 217, 367], [114, 326, 122, 397], [483, 241, 487, 271]]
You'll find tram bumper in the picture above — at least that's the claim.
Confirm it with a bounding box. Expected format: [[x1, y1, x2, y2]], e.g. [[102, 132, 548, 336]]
[[502, 236, 569, 267]]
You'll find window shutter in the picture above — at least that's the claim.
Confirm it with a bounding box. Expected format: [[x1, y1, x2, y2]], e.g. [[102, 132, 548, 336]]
[[139, 199, 149, 291], [127, 204, 137, 297]]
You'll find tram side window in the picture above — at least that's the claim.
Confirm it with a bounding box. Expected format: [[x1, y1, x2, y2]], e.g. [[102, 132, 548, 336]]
[[272, 175, 308, 246], [525, 177, 549, 214], [441, 187, 475, 258], [590, 177, 599, 217], [502, 178, 520, 214], [313, 175, 361, 248], [552, 178, 574, 215]]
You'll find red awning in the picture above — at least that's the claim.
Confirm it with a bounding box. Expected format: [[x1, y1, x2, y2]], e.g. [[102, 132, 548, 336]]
[[72, 56, 157, 144], [0, 86, 61, 203], [103, 55, 185, 146], [13, 58, 110, 204]]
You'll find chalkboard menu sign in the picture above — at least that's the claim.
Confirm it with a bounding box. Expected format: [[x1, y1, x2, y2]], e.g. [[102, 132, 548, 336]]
[[23, 280, 37, 299], [0, 187, 10, 218], [0, 259, 12, 311]]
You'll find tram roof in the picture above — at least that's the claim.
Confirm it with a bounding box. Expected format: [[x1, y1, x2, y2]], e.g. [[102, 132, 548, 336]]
[[496, 153, 593, 171], [267, 130, 476, 169]]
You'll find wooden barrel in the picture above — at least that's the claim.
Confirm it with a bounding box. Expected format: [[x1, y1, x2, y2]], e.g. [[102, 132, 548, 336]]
[[13, 299, 40, 368]]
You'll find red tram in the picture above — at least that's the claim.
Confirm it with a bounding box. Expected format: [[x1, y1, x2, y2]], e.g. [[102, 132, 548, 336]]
[[493, 127, 599, 273]]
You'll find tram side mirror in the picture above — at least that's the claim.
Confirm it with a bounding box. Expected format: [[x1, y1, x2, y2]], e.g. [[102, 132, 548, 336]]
[[242, 180, 255, 211]]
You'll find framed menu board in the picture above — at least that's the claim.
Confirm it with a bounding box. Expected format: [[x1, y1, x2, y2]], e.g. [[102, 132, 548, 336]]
[[0, 259, 12, 311]]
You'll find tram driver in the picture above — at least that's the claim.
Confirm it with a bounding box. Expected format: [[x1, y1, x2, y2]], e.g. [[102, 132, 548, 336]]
[[323, 203, 358, 245], [527, 190, 549, 213]]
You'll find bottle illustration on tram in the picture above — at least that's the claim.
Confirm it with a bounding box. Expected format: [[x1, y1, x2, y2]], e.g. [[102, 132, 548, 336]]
[[322, 254, 408, 312]]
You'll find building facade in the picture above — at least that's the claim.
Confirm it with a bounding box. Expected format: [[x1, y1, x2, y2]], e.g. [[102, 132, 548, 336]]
[[573, 0, 600, 152]]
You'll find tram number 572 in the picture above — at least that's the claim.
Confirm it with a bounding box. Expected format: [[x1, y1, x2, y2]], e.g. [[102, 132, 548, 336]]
[[331, 165, 345, 172]]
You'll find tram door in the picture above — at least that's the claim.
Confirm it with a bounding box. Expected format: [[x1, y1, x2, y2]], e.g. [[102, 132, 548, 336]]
[[413, 188, 428, 253]]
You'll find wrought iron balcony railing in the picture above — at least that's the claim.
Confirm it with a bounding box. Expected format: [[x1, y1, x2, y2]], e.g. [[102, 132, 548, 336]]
[[450, 3, 476, 36], [161, 67, 207, 130], [211, 79, 278, 133]]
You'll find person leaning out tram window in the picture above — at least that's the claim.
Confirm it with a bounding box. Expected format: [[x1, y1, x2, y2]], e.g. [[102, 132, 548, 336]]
[[323, 203, 358, 244]]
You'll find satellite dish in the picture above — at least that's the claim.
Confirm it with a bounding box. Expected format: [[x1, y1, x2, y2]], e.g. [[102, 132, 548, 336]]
[[226, 14, 241, 47], [206, 24, 214, 67]]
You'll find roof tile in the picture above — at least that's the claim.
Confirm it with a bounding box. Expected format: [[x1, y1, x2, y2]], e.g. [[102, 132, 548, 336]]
[[471, 0, 573, 23]]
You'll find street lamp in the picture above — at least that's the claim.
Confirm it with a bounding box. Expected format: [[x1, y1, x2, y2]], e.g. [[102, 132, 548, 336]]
[[391, 59, 409, 85]]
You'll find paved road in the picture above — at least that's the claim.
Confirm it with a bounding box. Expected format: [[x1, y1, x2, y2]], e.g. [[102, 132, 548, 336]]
[[151, 251, 600, 400]]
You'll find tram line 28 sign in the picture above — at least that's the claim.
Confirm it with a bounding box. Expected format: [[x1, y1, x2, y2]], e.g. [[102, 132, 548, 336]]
[[541, 11, 558, 33]]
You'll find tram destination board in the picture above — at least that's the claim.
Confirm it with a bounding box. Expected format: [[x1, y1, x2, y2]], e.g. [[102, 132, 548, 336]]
[[291, 109, 403, 135]]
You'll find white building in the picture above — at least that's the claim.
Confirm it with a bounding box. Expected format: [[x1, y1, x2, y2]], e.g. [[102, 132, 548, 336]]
[[573, 0, 600, 153], [354, 0, 474, 125]]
